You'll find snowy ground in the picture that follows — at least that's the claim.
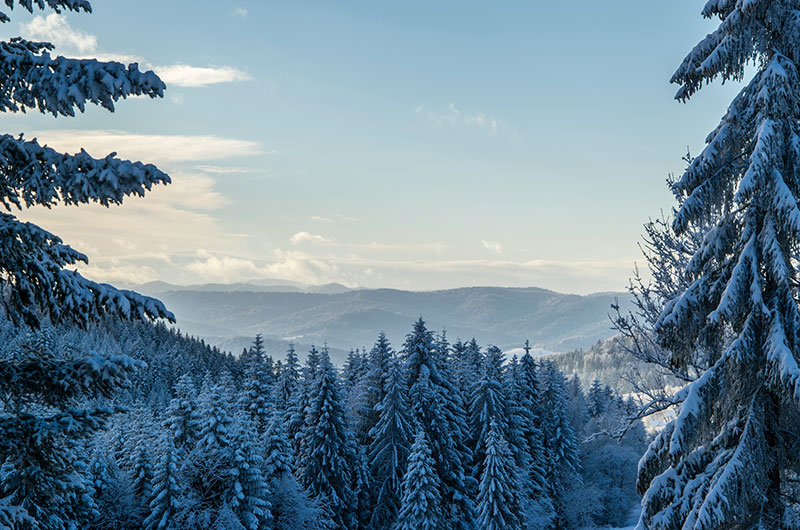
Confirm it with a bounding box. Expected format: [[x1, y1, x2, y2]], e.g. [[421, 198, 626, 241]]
[[584, 507, 639, 530]]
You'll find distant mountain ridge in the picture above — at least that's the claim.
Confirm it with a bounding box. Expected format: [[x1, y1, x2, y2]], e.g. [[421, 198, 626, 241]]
[[133, 283, 630, 364]]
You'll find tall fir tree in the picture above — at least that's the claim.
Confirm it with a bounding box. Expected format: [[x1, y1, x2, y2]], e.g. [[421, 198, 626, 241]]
[[273, 343, 300, 415], [367, 358, 414, 530], [469, 345, 511, 469], [230, 424, 272, 530], [476, 419, 522, 530], [394, 429, 444, 530], [297, 349, 354, 530], [402, 317, 476, 530], [539, 361, 580, 529], [637, 2, 800, 529], [165, 373, 201, 455], [350, 331, 394, 446], [143, 441, 181, 530]]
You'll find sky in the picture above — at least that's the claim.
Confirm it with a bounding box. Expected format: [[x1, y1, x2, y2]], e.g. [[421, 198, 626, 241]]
[[2, 1, 744, 294]]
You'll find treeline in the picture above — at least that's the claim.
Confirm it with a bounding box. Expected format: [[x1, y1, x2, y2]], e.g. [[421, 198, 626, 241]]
[[3, 318, 644, 530]]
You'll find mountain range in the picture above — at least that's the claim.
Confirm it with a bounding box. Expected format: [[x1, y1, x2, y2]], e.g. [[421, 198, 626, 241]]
[[132, 282, 630, 364]]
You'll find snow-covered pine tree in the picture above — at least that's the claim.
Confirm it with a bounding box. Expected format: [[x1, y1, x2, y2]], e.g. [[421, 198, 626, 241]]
[[637, 2, 800, 529], [264, 411, 294, 484], [143, 440, 180, 530], [230, 424, 272, 530], [402, 317, 476, 530], [131, 440, 154, 505], [513, 352, 550, 502], [367, 358, 414, 530], [165, 373, 201, 454], [239, 352, 272, 434], [0, 2, 174, 526], [287, 345, 321, 455], [469, 345, 511, 469], [343, 348, 366, 395], [188, 373, 235, 513], [539, 361, 580, 528], [250, 334, 266, 359], [350, 331, 394, 446], [297, 349, 354, 530], [476, 419, 522, 530], [395, 428, 444, 530], [273, 343, 300, 415], [0, 331, 145, 529]]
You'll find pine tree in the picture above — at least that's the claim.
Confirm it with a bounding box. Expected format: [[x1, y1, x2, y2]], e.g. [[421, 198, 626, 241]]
[[189, 373, 235, 512], [143, 441, 180, 530], [636, 2, 800, 528], [367, 358, 414, 530], [402, 317, 476, 530], [297, 349, 354, 530], [196, 373, 234, 455], [476, 419, 522, 530], [469, 345, 511, 468], [539, 361, 580, 528], [0, 331, 146, 529], [273, 343, 300, 415], [287, 345, 321, 455], [395, 429, 443, 530], [351, 331, 394, 446], [131, 441, 154, 504], [239, 353, 272, 433], [165, 373, 201, 454], [250, 334, 266, 359], [0, 1, 173, 526], [230, 426, 272, 530], [263, 411, 294, 484]]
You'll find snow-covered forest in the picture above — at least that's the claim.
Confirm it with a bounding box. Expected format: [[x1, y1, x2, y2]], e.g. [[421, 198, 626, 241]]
[[0, 318, 645, 530], [4, 0, 800, 529]]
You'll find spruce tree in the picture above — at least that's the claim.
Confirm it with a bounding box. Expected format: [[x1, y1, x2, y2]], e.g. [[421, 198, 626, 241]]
[[469, 345, 511, 468], [297, 349, 354, 530], [165, 374, 201, 454], [263, 411, 294, 484], [367, 358, 414, 530], [637, 2, 800, 528], [539, 361, 580, 528], [143, 441, 180, 530], [402, 317, 476, 530], [239, 353, 272, 433], [0, 1, 173, 526], [395, 429, 444, 530], [273, 343, 300, 415], [476, 419, 522, 530], [287, 345, 321, 454], [230, 426, 272, 530], [350, 331, 394, 446]]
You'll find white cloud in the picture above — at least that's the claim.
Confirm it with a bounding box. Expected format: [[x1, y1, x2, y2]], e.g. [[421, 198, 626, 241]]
[[481, 239, 502, 254], [30, 130, 261, 164], [195, 165, 251, 174], [21, 14, 97, 53], [230, 7, 249, 18], [186, 250, 351, 286], [416, 103, 501, 135], [154, 64, 252, 88], [310, 216, 332, 223], [20, 15, 250, 89], [290, 232, 333, 245]]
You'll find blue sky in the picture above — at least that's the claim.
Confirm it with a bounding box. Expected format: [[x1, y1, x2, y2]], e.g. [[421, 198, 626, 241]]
[[4, 1, 741, 294]]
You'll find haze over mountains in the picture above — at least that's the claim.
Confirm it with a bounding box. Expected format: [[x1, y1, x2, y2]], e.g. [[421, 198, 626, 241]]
[[132, 281, 630, 364]]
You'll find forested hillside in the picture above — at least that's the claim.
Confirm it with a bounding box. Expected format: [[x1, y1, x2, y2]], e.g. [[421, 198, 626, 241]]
[[2, 317, 645, 529]]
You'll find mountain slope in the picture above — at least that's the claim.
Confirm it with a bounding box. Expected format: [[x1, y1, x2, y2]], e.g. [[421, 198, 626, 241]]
[[140, 285, 630, 362]]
